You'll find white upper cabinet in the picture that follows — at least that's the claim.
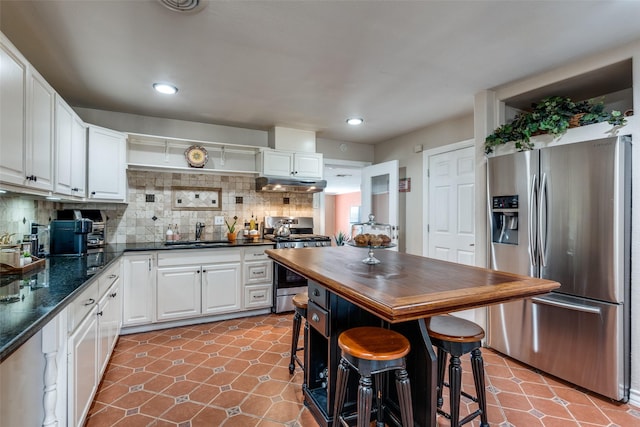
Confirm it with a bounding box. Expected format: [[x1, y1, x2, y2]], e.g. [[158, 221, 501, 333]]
[[0, 34, 27, 186], [55, 96, 87, 197], [26, 68, 55, 191], [0, 33, 55, 191], [258, 150, 323, 179], [87, 125, 127, 201]]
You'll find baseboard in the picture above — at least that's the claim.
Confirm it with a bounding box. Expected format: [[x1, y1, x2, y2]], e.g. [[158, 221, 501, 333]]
[[629, 387, 640, 407]]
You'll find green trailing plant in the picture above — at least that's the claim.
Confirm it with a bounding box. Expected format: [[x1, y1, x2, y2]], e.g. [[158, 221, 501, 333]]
[[485, 96, 627, 154]]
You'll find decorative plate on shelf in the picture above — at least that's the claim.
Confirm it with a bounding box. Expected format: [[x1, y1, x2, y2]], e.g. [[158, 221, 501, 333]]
[[184, 145, 208, 168]]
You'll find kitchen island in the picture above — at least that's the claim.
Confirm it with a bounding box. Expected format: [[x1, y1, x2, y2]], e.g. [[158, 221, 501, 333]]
[[266, 246, 560, 427]]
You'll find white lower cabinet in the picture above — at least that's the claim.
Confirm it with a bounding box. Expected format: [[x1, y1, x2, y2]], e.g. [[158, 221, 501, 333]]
[[68, 260, 121, 427], [122, 253, 155, 326], [68, 303, 98, 427], [98, 278, 121, 376], [122, 246, 273, 330], [157, 265, 202, 321], [156, 249, 242, 321], [202, 262, 242, 315], [243, 246, 273, 310]]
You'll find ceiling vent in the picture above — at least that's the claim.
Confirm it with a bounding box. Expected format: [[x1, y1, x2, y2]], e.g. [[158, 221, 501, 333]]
[[158, 0, 208, 13]]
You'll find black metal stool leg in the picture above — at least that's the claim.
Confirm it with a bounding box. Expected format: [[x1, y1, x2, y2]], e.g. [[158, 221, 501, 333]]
[[448, 354, 462, 427], [289, 311, 302, 374], [471, 348, 489, 427]]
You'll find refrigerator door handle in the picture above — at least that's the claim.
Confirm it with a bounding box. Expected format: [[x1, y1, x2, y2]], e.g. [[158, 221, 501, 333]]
[[538, 173, 547, 267], [531, 295, 602, 315], [529, 174, 538, 266]]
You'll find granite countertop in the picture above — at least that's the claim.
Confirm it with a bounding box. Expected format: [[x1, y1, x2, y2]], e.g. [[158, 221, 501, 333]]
[[0, 239, 273, 362]]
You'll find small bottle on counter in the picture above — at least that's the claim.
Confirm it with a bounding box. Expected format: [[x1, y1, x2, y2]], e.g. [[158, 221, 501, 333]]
[[166, 225, 173, 242], [173, 224, 180, 241]]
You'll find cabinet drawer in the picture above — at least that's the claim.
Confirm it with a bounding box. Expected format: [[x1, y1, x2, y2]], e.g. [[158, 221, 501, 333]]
[[307, 301, 329, 337], [98, 261, 120, 298], [244, 260, 272, 285], [308, 280, 328, 310], [68, 281, 99, 333], [244, 284, 272, 309], [244, 245, 273, 261]]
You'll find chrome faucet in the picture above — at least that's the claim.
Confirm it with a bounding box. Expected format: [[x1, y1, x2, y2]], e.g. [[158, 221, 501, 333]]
[[195, 222, 205, 241]]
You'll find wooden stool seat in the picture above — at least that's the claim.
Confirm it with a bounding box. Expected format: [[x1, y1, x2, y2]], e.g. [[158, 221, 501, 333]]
[[338, 326, 410, 361], [292, 291, 308, 310], [334, 327, 414, 427], [289, 292, 308, 375], [427, 315, 488, 427], [427, 315, 485, 343]]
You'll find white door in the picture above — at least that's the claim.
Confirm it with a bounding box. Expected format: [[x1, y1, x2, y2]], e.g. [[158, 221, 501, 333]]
[[426, 145, 475, 265], [361, 160, 399, 247]]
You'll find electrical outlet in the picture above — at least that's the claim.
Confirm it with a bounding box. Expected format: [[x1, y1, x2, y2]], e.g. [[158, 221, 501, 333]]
[[214, 216, 224, 225]]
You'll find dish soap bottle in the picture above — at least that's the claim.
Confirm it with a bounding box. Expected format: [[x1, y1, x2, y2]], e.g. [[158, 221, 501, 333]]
[[249, 214, 256, 231], [166, 225, 173, 242]]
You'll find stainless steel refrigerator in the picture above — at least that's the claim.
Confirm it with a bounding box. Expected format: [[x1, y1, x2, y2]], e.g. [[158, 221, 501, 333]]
[[487, 135, 631, 401]]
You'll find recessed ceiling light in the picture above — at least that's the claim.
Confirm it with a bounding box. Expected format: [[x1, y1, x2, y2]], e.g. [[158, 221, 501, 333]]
[[153, 83, 178, 95], [346, 117, 364, 126]]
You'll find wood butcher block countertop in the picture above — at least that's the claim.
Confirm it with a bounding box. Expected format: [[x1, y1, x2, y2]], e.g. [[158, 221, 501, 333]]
[[266, 246, 560, 323]]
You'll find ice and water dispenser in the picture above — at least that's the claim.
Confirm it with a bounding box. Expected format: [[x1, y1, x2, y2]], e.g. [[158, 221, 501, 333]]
[[491, 195, 519, 245]]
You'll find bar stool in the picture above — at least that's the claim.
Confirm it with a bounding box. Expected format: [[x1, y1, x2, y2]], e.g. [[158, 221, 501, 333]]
[[426, 315, 489, 427], [289, 291, 308, 374], [333, 326, 414, 427]]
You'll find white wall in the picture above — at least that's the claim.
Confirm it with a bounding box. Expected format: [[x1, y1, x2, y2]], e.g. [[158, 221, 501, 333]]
[[374, 114, 474, 255]]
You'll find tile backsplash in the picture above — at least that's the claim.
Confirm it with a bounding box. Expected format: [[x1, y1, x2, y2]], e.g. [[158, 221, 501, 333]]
[[1, 170, 315, 247]]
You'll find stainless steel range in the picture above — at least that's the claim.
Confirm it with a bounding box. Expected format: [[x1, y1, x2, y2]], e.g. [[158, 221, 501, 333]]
[[264, 216, 331, 313]]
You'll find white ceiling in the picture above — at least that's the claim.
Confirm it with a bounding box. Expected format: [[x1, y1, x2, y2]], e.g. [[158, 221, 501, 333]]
[[3, 1, 640, 147]]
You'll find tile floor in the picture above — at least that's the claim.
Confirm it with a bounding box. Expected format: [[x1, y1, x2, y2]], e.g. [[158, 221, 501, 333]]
[[85, 313, 640, 427]]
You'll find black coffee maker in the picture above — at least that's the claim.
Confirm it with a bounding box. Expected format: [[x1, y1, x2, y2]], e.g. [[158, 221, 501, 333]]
[[50, 219, 93, 255]]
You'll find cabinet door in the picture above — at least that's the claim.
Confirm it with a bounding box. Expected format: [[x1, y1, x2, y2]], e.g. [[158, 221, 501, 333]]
[[201, 262, 241, 315], [26, 68, 55, 191], [262, 150, 293, 176], [97, 279, 121, 377], [68, 305, 98, 427], [70, 115, 86, 196], [54, 96, 73, 195], [293, 152, 323, 178], [87, 125, 126, 201], [156, 266, 201, 321], [123, 254, 155, 326], [0, 36, 27, 186]]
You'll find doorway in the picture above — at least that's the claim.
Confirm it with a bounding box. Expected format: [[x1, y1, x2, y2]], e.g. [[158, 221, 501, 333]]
[[321, 159, 370, 240]]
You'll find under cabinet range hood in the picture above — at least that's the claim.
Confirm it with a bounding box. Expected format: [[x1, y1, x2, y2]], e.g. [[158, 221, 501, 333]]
[[256, 176, 326, 193]]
